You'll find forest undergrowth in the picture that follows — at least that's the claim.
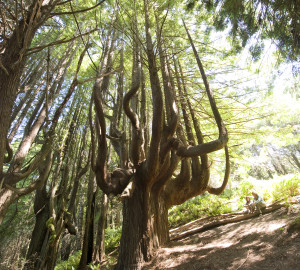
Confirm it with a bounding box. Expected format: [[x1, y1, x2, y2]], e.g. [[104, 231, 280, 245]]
[[1, 174, 299, 270], [51, 174, 300, 270]]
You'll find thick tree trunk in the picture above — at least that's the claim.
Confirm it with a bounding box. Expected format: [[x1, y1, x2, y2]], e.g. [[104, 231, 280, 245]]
[[0, 56, 25, 175], [116, 184, 152, 270], [0, 1, 55, 174], [151, 192, 169, 245], [116, 179, 168, 270]]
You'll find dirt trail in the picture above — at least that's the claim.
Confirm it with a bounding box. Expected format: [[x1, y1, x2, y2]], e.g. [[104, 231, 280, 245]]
[[143, 202, 300, 270]]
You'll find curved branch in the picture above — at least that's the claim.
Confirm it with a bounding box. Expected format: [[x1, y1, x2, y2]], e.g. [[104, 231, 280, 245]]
[[93, 86, 108, 192], [176, 136, 227, 157], [156, 15, 178, 139], [5, 152, 53, 196], [165, 158, 191, 208], [51, 0, 105, 16], [4, 140, 13, 163], [183, 20, 226, 136], [207, 146, 230, 195], [26, 29, 97, 55], [123, 52, 141, 130], [93, 71, 132, 195], [153, 151, 179, 194], [144, 0, 164, 176], [174, 20, 228, 158], [123, 51, 144, 167]]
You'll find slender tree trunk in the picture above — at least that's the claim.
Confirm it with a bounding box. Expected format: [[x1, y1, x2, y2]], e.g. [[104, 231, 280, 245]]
[[0, 1, 57, 175], [290, 152, 300, 169], [60, 233, 72, 261], [24, 186, 50, 270], [75, 190, 85, 251], [78, 174, 97, 269], [93, 192, 108, 263]]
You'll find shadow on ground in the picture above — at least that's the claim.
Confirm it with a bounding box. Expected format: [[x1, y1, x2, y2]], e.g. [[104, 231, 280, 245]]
[[143, 204, 300, 270]]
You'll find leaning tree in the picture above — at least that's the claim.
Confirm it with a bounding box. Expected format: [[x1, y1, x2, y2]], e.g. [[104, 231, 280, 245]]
[[0, 0, 105, 224], [89, 0, 230, 269]]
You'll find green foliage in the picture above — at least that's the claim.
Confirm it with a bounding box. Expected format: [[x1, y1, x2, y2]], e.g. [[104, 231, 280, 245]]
[[54, 251, 82, 270], [271, 174, 300, 202], [249, 42, 264, 62], [236, 175, 300, 207], [88, 263, 101, 270], [168, 194, 233, 228], [105, 227, 122, 253], [235, 180, 255, 198], [46, 216, 58, 244], [187, 0, 300, 62], [54, 237, 118, 270], [169, 174, 300, 229], [0, 192, 36, 269]]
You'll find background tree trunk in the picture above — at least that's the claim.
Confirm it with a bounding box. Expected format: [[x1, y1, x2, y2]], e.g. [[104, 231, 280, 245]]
[[78, 174, 97, 269], [93, 192, 108, 263]]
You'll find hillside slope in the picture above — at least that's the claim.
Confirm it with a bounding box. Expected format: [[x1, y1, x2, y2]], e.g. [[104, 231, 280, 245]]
[[143, 200, 300, 270]]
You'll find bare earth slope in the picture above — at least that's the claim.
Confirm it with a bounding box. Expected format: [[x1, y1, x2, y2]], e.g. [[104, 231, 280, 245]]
[[143, 201, 300, 270]]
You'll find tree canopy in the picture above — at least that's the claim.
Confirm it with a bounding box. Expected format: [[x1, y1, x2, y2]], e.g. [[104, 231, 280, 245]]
[[187, 0, 300, 63], [0, 0, 299, 269]]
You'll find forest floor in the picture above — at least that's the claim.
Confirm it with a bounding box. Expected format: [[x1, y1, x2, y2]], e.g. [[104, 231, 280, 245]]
[[142, 197, 300, 270]]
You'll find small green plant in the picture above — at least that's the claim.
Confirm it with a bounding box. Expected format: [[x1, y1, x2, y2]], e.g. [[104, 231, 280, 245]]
[[168, 174, 300, 229], [54, 227, 121, 270], [272, 174, 300, 202], [236, 180, 255, 197], [88, 262, 101, 270], [168, 194, 233, 228], [55, 251, 82, 270], [105, 227, 122, 253]]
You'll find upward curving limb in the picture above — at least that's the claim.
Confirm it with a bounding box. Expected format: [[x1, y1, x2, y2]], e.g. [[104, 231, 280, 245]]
[[174, 20, 228, 158], [93, 80, 133, 195], [207, 146, 230, 195], [92, 12, 134, 196], [155, 15, 178, 140], [123, 48, 143, 166], [144, 0, 164, 178], [163, 21, 230, 205]]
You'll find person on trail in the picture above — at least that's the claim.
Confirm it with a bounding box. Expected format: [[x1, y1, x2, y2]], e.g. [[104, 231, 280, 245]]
[[251, 191, 266, 215], [244, 196, 255, 214]]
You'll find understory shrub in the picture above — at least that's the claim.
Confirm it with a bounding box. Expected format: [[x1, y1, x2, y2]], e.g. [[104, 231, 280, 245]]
[[55, 251, 81, 270], [168, 194, 233, 228], [271, 174, 300, 201], [168, 174, 300, 229], [55, 226, 122, 270], [105, 226, 122, 253]]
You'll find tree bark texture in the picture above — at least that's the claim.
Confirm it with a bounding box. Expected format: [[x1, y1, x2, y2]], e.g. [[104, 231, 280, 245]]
[[93, 193, 109, 263], [0, 1, 59, 176], [88, 1, 230, 268], [78, 174, 97, 270]]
